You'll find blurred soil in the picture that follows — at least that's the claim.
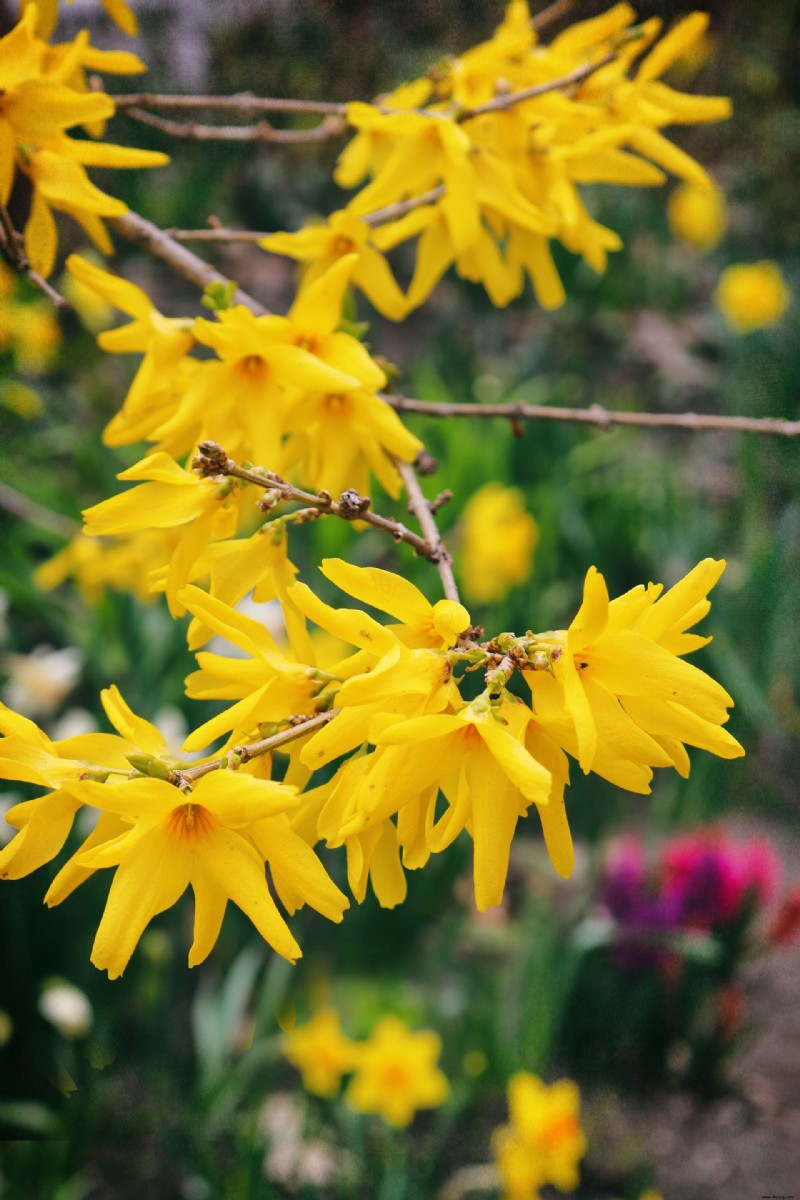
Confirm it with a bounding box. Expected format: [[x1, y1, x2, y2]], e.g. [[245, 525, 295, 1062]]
[[624, 815, 800, 1200]]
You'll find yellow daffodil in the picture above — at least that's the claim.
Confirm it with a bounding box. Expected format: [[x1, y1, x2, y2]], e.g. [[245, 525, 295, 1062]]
[[344, 1015, 449, 1127], [492, 1072, 586, 1200], [284, 1009, 356, 1097], [714, 261, 791, 333], [0, 9, 167, 276]]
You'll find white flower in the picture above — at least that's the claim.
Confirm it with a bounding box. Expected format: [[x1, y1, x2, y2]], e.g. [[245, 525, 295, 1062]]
[[38, 982, 93, 1039], [3, 645, 83, 717]]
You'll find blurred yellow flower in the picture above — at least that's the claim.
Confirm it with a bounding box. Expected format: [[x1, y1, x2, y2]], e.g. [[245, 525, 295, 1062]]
[[492, 1072, 586, 1200], [344, 1014, 449, 1127], [714, 261, 791, 332], [21, 0, 138, 39], [667, 181, 726, 251], [0, 381, 44, 418], [459, 482, 538, 604], [284, 1009, 356, 1098]]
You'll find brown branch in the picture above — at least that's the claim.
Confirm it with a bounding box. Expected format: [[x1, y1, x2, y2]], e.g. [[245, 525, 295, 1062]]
[[362, 185, 445, 227], [109, 210, 269, 314], [384, 395, 800, 438], [531, 0, 574, 32], [0, 207, 69, 309], [193, 442, 441, 562], [165, 228, 272, 243], [113, 93, 349, 117], [125, 107, 346, 144], [457, 50, 617, 121], [181, 710, 339, 783], [393, 457, 460, 603], [0, 481, 79, 538]]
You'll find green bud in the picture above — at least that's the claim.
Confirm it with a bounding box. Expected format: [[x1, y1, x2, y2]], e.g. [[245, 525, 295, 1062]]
[[201, 280, 238, 312], [126, 753, 174, 781]]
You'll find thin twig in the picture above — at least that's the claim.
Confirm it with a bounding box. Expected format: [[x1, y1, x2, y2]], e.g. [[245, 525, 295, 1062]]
[[0, 482, 80, 538], [393, 457, 460, 603], [109, 210, 269, 314], [362, 185, 445, 227], [457, 50, 617, 121], [0, 206, 69, 309], [125, 107, 346, 144], [182, 711, 339, 783], [165, 228, 272, 243], [193, 442, 440, 562], [384, 395, 800, 438], [113, 93, 349, 116], [531, 0, 574, 32], [166, 184, 446, 244]]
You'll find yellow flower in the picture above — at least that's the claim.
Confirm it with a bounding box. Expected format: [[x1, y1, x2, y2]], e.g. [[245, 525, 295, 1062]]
[[21, 0, 139, 39], [714, 261, 791, 333], [373, 696, 554, 910], [284, 1009, 356, 1098], [62, 770, 306, 977], [34, 528, 183, 604], [492, 1072, 586, 1200], [330, 4, 730, 313], [82, 453, 241, 616], [0, 687, 163, 881], [459, 483, 538, 605], [526, 559, 744, 792], [261, 208, 408, 321], [667, 181, 726, 251], [0, 10, 167, 276], [344, 1015, 449, 1127]]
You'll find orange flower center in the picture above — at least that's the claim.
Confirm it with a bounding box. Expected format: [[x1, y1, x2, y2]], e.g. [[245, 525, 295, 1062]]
[[235, 354, 267, 380], [382, 1061, 410, 1090], [332, 235, 355, 255], [167, 802, 214, 841], [540, 1113, 579, 1152]]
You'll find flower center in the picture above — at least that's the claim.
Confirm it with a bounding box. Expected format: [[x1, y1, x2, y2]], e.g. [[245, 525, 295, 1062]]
[[235, 354, 267, 380], [332, 235, 355, 255], [167, 802, 214, 841]]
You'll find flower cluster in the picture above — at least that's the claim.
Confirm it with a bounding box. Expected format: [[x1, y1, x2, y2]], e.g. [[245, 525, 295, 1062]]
[[0, 5, 166, 277], [2, 552, 743, 975], [602, 829, 782, 970], [284, 1009, 449, 1128], [45, 254, 423, 607], [263, 2, 731, 316], [492, 1072, 585, 1200]]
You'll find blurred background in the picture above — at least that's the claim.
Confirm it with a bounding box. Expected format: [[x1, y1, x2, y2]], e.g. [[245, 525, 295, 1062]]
[[0, 1, 798, 1197]]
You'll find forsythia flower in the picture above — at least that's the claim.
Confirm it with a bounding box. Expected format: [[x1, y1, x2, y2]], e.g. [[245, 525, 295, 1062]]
[[344, 1015, 449, 1127], [21, 0, 139, 39], [526, 558, 744, 794], [0, 8, 167, 276], [667, 180, 726, 251], [714, 261, 791, 333], [492, 1072, 586, 1200], [261, 209, 408, 320], [284, 1009, 356, 1098], [82, 453, 242, 616], [459, 483, 538, 604], [266, 3, 731, 314]]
